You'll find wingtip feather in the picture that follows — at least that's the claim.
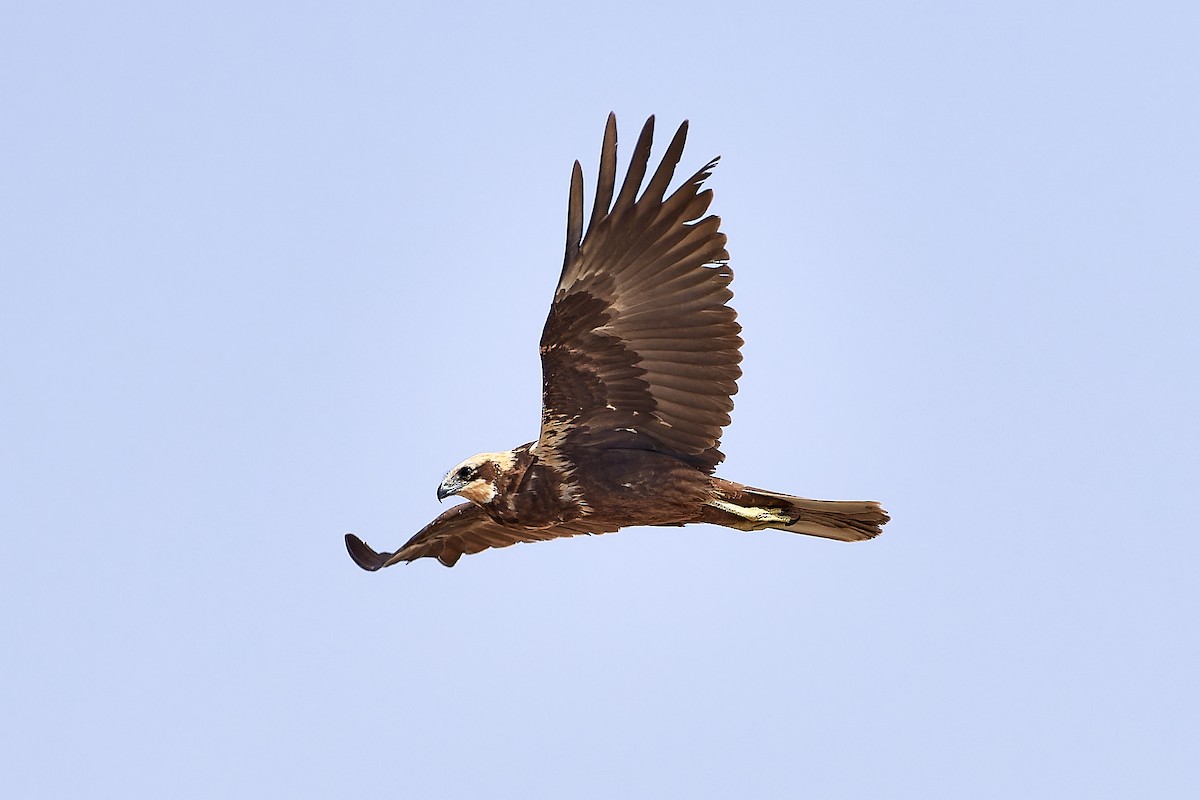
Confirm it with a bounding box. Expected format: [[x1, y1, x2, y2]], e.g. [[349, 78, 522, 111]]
[[345, 533, 392, 572]]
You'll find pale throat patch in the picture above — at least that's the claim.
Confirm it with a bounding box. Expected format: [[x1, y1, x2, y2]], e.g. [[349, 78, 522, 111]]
[[458, 479, 497, 504]]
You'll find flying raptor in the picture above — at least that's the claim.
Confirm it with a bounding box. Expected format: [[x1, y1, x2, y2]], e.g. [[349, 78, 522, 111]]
[[346, 114, 888, 570]]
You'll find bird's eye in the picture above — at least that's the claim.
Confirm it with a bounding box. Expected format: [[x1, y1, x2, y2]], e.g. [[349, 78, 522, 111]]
[[457, 467, 471, 479]]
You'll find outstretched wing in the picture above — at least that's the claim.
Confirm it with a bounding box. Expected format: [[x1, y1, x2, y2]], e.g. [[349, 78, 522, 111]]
[[344, 503, 615, 569], [538, 114, 742, 475]]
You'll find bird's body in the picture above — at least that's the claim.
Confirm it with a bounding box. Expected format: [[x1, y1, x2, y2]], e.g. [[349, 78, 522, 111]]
[[346, 114, 888, 570]]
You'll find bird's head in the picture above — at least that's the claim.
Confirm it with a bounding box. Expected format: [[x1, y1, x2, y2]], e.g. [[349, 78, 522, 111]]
[[437, 451, 515, 505]]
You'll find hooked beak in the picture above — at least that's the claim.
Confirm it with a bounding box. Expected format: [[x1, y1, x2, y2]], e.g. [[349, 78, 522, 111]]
[[436, 475, 465, 502]]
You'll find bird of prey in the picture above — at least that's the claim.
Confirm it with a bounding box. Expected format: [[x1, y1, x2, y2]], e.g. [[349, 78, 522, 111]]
[[345, 114, 888, 570]]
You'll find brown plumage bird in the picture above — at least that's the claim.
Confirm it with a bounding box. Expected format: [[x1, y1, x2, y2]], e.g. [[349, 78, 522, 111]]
[[346, 114, 888, 570]]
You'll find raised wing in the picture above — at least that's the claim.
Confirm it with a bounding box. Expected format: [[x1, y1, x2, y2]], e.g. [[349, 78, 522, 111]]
[[538, 114, 742, 474], [344, 503, 614, 569]]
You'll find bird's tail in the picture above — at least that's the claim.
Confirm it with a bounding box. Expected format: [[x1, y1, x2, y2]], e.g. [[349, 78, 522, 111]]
[[702, 478, 888, 542]]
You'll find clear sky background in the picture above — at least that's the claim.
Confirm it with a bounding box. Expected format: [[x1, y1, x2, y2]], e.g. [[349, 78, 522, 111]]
[[3, 2, 1198, 798]]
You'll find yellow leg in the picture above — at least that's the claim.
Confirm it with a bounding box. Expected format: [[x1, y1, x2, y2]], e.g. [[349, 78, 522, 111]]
[[705, 499, 793, 526]]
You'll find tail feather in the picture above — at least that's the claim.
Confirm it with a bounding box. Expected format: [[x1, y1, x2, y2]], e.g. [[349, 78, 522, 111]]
[[704, 480, 888, 542]]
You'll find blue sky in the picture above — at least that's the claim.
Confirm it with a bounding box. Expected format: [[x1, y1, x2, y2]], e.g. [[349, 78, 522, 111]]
[[3, 1, 1198, 797]]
